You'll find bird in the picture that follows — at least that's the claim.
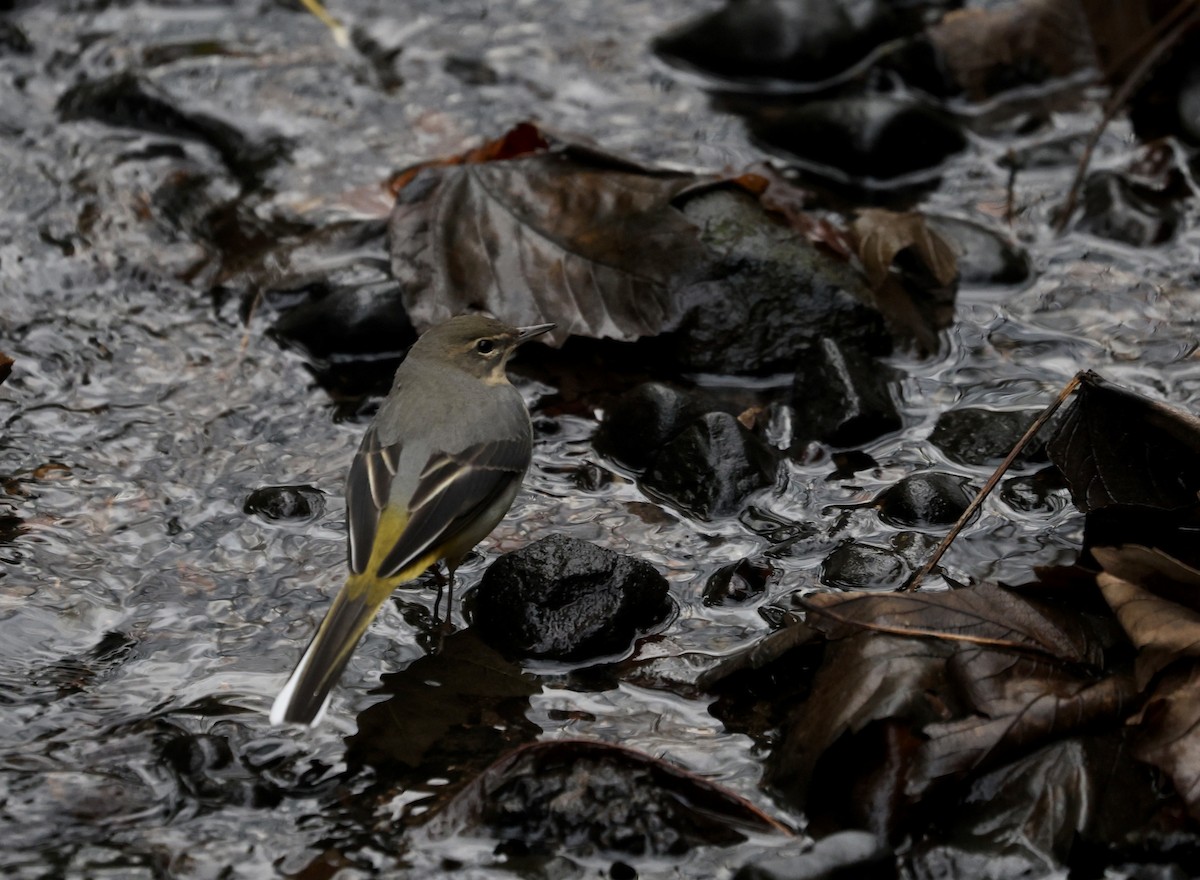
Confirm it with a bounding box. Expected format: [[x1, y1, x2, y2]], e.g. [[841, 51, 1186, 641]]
[[270, 313, 554, 726]]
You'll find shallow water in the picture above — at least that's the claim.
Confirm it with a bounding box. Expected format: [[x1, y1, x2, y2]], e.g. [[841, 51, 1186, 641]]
[[2, 1, 1199, 877]]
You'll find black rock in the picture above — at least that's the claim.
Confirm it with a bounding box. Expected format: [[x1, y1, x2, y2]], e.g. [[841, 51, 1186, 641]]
[[243, 485, 325, 522], [161, 733, 281, 809], [472, 535, 671, 661], [744, 96, 966, 187], [792, 338, 900, 448], [673, 187, 893, 374], [1076, 170, 1182, 247], [703, 556, 776, 606], [593, 382, 712, 471], [873, 472, 974, 528], [734, 831, 895, 880], [653, 0, 945, 87], [928, 408, 1047, 466], [926, 216, 1031, 287], [821, 540, 911, 590], [999, 466, 1069, 515], [56, 71, 290, 184], [270, 280, 417, 362], [642, 412, 778, 519]]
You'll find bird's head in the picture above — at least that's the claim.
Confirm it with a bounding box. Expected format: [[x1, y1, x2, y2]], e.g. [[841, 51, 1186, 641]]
[[410, 314, 555, 382]]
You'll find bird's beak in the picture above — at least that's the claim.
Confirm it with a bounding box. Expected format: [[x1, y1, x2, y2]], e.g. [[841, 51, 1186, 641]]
[[516, 323, 556, 344]]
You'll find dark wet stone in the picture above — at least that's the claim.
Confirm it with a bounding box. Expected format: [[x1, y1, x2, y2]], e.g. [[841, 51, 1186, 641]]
[[642, 412, 778, 519], [1076, 170, 1183, 247], [161, 733, 281, 809], [743, 96, 966, 186], [873, 472, 974, 528], [593, 382, 712, 471], [673, 187, 893, 374], [243, 485, 325, 522], [445, 54, 499, 85], [0, 19, 32, 54], [473, 535, 671, 661], [928, 408, 1047, 467], [792, 338, 900, 448], [926, 216, 1031, 287], [704, 556, 775, 606], [739, 506, 818, 544], [1000, 466, 1069, 515], [734, 830, 895, 880], [349, 23, 404, 92], [269, 280, 417, 362], [828, 450, 880, 480], [821, 540, 911, 590], [56, 71, 290, 183], [653, 0, 944, 86]]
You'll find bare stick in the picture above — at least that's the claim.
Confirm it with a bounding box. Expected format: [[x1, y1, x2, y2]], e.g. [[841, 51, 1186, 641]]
[[901, 370, 1087, 592], [1055, 1, 1200, 234]]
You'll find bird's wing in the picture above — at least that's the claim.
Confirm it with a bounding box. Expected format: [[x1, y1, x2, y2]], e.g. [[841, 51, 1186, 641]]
[[346, 426, 529, 580]]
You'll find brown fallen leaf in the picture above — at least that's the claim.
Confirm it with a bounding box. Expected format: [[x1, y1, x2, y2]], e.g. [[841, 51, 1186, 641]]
[[848, 208, 958, 354], [0, 352, 11, 386], [1134, 662, 1200, 819]]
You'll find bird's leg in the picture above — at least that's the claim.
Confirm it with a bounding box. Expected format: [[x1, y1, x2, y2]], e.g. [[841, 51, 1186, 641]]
[[431, 563, 448, 624]]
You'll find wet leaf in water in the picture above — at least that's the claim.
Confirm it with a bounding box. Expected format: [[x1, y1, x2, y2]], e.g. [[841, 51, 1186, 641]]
[[1047, 372, 1200, 514], [420, 739, 791, 857], [848, 208, 958, 354], [387, 126, 707, 347], [0, 352, 11, 386]]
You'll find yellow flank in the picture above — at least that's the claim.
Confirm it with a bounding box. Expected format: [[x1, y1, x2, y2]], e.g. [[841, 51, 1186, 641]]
[[343, 506, 440, 602]]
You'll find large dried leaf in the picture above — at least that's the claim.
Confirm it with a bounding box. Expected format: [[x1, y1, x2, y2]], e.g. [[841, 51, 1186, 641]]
[[917, 648, 1135, 783], [1047, 371, 1200, 513], [387, 127, 710, 346], [1134, 663, 1200, 819], [767, 630, 957, 810], [1095, 545, 1200, 688], [800, 581, 1103, 666]]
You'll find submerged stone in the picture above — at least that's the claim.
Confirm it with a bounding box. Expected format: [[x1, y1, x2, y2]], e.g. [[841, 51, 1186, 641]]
[[243, 485, 325, 523], [928, 408, 1047, 466], [593, 382, 713, 471]]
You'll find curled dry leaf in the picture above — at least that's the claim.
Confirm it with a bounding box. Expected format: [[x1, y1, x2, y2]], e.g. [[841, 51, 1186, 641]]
[[848, 208, 958, 354]]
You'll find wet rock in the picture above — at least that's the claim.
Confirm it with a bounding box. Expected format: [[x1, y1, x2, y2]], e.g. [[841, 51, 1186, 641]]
[[161, 733, 281, 809], [673, 187, 893, 373], [653, 0, 946, 86], [821, 540, 911, 591], [734, 830, 895, 880], [56, 72, 290, 183], [270, 280, 417, 362], [873, 472, 974, 528], [426, 741, 785, 856], [473, 535, 671, 661], [593, 382, 712, 471], [1076, 170, 1183, 247], [743, 96, 966, 187], [739, 506, 819, 545], [819, 532, 942, 591], [928, 408, 1047, 466], [1000, 466, 1069, 515], [243, 485, 325, 523], [926, 216, 1031, 287], [704, 556, 776, 606], [0, 19, 32, 54], [792, 338, 900, 448], [642, 412, 778, 519]]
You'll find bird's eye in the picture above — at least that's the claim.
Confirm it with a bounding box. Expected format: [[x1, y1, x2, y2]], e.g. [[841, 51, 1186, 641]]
[[475, 338, 496, 354]]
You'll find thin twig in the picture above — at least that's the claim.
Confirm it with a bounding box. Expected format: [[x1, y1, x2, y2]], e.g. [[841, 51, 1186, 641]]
[[298, 0, 351, 48], [901, 370, 1087, 592], [1056, 1, 1200, 233]]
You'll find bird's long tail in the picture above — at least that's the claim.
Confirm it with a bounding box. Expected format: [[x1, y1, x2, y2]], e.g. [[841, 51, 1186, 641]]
[[270, 579, 389, 727]]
